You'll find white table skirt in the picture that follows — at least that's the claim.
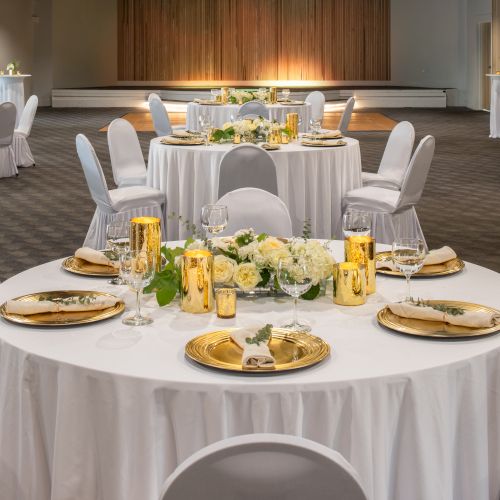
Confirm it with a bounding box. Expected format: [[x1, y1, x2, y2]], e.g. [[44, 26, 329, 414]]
[[488, 75, 500, 138], [0, 241, 499, 500], [146, 138, 362, 240], [0, 75, 30, 127], [186, 102, 312, 132]]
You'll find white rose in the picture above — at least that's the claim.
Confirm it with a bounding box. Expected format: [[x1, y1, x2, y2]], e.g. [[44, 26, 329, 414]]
[[213, 255, 237, 284], [187, 240, 207, 250], [234, 262, 262, 292], [238, 240, 258, 259], [211, 237, 234, 253], [258, 237, 285, 257], [222, 122, 233, 130]]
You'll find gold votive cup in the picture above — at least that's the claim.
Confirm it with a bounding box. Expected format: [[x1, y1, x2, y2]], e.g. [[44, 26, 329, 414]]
[[221, 87, 229, 104], [269, 87, 277, 104], [130, 217, 161, 271], [268, 128, 282, 144], [286, 113, 299, 140], [216, 288, 237, 318], [233, 133, 241, 144], [281, 133, 289, 144], [332, 262, 367, 306], [344, 236, 376, 295], [181, 250, 214, 313]]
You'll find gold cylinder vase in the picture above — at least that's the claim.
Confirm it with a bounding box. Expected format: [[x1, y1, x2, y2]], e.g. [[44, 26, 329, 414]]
[[181, 250, 214, 313], [332, 262, 367, 306], [286, 113, 299, 140], [130, 217, 162, 271], [221, 87, 229, 104], [344, 236, 376, 295], [269, 87, 277, 104]]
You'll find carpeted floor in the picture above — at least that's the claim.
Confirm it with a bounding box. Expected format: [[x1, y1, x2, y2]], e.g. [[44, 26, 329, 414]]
[[0, 107, 499, 282]]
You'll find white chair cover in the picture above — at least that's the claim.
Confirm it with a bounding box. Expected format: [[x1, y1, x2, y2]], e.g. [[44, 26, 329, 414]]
[[305, 91, 326, 121], [217, 188, 293, 237], [362, 121, 415, 190], [148, 93, 173, 136], [0, 101, 18, 178], [218, 143, 278, 198], [338, 97, 356, 133], [76, 134, 165, 249], [160, 433, 368, 500], [107, 118, 147, 187], [237, 101, 269, 119]]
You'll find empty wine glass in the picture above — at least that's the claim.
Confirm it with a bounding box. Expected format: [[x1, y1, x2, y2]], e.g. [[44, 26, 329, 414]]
[[106, 219, 130, 285], [210, 88, 220, 101], [282, 88, 291, 101], [392, 238, 426, 302], [309, 118, 322, 136], [277, 255, 313, 333], [342, 210, 372, 237], [121, 249, 156, 326], [201, 204, 228, 238], [199, 113, 212, 146]]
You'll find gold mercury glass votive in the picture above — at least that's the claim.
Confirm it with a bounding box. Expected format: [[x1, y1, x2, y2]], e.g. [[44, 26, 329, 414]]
[[344, 235, 376, 295], [269, 87, 277, 104], [286, 113, 299, 140], [233, 134, 241, 144], [221, 87, 229, 104], [332, 262, 367, 306], [130, 217, 161, 271], [181, 250, 214, 313], [281, 133, 289, 144], [216, 288, 237, 318]]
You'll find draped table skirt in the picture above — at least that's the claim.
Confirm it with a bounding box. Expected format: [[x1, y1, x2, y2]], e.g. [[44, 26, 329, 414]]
[[0, 75, 30, 127]]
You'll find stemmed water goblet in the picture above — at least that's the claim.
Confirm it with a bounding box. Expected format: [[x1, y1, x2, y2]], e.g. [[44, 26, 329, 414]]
[[282, 88, 291, 101], [199, 113, 212, 146], [342, 210, 372, 238], [106, 219, 130, 285], [391, 238, 426, 302], [309, 118, 322, 137], [201, 204, 228, 239], [210, 88, 220, 102]]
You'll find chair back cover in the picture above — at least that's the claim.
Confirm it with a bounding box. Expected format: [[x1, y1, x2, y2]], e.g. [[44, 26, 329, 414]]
[[377, 121, 415, 186], [237, 101, 269, 119], [76, 134, 114, 213], [148, 93, 173, 136], [217, 188, 293, 237], [338, 97, 356, 133], [16, 95, 38, 136], [305, 91, 326, 121], [107, 118, 147, 186], [396, 135, 435, 210], [0, 102, 16, 146], [218, 143, 278, 197], [160, 433, 368, 500]]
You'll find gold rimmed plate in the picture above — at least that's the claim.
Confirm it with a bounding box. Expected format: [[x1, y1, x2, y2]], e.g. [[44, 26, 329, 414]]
[[0, 291, 125, 326], [300, 140, 347, 148], [185, 328, 330, 373], [62, 256, 119, 277], [377, 300, 500, 339], [376, 252, 465, 278]]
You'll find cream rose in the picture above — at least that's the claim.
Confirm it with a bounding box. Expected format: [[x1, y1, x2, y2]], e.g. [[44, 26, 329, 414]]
[[233, 262, 262, 292], [258, 237, 285, 257], [213, 255, 237, 284]]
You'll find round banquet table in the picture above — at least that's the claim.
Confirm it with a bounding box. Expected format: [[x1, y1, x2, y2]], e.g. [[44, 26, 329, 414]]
[[0, 74, 31, 127], [0, 241, 500, 500], [186, 101, 312, 132], [147, 137, 362, 240]]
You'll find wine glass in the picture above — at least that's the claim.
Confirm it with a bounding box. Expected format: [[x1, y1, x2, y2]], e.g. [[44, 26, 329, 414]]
[[201, 204, 228, 238], [210, 88, 220, 102], [392, 238, 426, 302], [342, 210, 372, 237], [257, 87, 267, 102], [106, 219, 130, 285], [277, 255, 313, 333], [199, 113, 212, 146], [120, 249, 157, 326], [282, 88, 291, 101], [309, 118, 322, 137]]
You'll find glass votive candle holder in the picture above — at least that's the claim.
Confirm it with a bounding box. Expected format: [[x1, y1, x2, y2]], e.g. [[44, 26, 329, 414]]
[[332, 262, 367, 306], [281, 133, 289, 144], [216, 288, 237, 319]]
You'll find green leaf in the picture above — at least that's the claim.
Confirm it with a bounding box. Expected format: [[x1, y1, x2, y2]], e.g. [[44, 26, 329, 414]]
[[156, 279, 179, 306], [256, 233, 268, 242], [184, 237, 194, 248], [256, 268, 271, 287], [301, 284, 320, 300]]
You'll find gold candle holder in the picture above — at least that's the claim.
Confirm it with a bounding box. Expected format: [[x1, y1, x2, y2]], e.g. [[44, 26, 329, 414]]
[[281, 133, 289, 144], [332, 262, 367, 306], [233, 133, 241, 144], [130, 217, 161, 271], [286, 113, 299, 140], [268, 127, 282, 144], [216, 288, 237, 318], [269, 87, 277, 104], [221, 87, 229, 104], [344, 236, 376, 295], [181, 250, 214, 313]]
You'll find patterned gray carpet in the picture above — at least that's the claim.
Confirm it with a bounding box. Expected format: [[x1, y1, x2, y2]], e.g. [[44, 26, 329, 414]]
[[0, 107, 498, 282]]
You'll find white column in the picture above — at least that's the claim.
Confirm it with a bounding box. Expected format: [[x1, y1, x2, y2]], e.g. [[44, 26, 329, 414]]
[[488, 75, 500, 139]]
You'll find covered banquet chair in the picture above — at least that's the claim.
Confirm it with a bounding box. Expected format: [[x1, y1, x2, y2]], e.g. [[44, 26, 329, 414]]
[[237, 101, 269, 119], [218, 143, 278, 198], [148, 93, 175, 137], [13, 94, 38, 167], [362, 121, 415, 190], [343, 135, 435, 247], [76, 134, 165, 249], [338, 97, 355, 134], [217, 188, 293, 237], [305, 90, 326, 121], [160, 433, 368, 500], [0, 101, 18, 178], [107, 118, 147, 187]]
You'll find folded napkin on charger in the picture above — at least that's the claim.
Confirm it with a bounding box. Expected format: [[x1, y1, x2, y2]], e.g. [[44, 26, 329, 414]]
[[302, 130, 342, 139], [194, 98, 220, 105], [5, 295, 120, 316], [301, 139, 346, 147], [377, 246, 457, 271], [230, 325, 275, 368], [75, 247, 119, 268], [160, 136, 204, 145], [387, 301, 500, 328], [172, 130, 197, 138]]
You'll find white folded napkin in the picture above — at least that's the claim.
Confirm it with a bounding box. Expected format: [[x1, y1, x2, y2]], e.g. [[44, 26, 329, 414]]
[[172, 130, 198, 138], [5, 295, 121, 315], [302, 130, 342, 139], [377, 246, 457, 271], [160, 136, 204, 145], [230, 325, 275, 368], [301, 139, 346, 147], [75, 247, 119, 268], [387, 301, 500, 328]]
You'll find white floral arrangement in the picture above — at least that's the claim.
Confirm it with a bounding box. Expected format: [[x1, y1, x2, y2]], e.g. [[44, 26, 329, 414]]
[[212, 117, 288, 143], [228, 90, 256, 104]]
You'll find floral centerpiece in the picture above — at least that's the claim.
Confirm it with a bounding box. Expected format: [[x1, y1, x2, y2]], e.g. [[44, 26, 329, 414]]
[[6, 61, 20, 75], [228, 90, 256, 104], [144, 229, 335, 306], [211, 117, 289, 143]]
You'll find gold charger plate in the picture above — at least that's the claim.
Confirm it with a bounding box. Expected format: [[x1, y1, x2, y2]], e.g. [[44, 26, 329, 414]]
[[62, 256, 118, 277], [279, 100, 305, 105], [161, 137, 205, 146], [0, 291, 125, 326], [185, 328, 330, 373], [300, 140, 347, 148], [376, 251, 465, 277], [377, 300, 500, 339], [195, 100, 222, 106]]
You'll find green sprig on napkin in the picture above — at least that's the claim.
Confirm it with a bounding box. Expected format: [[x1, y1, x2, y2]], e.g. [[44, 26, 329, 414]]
[[246, 324, 273, 345]]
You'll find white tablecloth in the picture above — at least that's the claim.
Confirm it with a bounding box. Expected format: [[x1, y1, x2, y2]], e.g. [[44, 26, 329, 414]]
[[186, 102, 312, 132], [147, 138, 362, 240], [488, 75, 500, 138], [0, 74, 30, 127], [1, 241, 499, 500]]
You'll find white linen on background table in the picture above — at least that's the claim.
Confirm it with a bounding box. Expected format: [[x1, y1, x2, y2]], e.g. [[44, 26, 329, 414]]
[[489, 75, 500, 138], [146, 138, 362, 239], [0, 240, 500, 500], [0, 75, 30, 127], [186, 102, 312, 132]]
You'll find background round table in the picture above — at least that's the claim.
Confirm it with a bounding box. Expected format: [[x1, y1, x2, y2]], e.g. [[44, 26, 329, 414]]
[[186, 101, 312, 132], [147, 138, 362, 240], [0, 74, 31, 127], [0, 241, 499, 500]]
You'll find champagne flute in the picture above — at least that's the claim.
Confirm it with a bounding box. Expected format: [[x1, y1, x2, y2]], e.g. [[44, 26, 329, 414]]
[[199, 113, 212, 146], [277, 255, 313, 333], [106, 219, 130, 285], [121, 249, 156, 326], [342, 210, 372, 237], [392, 238, 426, 302], [282, 88, 291, 101], [201, 204, 228, 238]]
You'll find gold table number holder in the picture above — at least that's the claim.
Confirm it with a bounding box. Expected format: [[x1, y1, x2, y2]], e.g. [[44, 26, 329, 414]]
[[130, 217, 162, 271], [332, 262, 367, 306], [181, 250, 214, 313], [344, 236, 376, 295]]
